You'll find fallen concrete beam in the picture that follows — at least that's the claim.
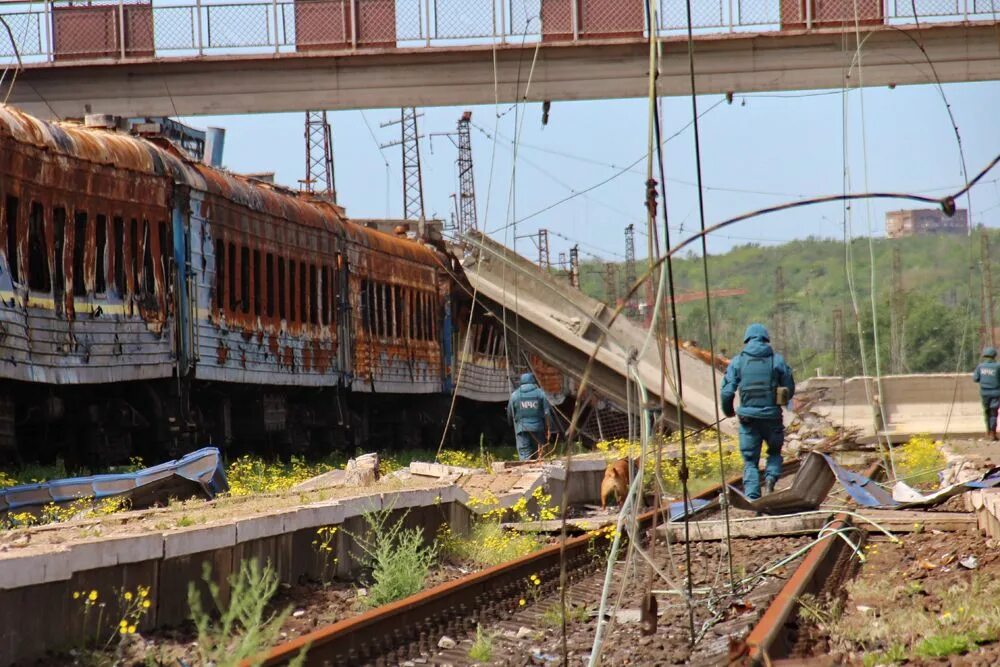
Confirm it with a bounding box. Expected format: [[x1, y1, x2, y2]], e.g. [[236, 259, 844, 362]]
[[858, 509, 977, 533], [461, 232, 734, 434], [799, 374, 983, 441], [657, 514, 833, 542]]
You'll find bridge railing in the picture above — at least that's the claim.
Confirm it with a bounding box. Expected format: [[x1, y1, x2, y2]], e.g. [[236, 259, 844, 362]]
[[0, 0, 994, 64]]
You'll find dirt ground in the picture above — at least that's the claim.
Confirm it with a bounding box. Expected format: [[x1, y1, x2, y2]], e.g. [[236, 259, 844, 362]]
[[792, 525, 1000, 666], [428, 535, 814, 666]]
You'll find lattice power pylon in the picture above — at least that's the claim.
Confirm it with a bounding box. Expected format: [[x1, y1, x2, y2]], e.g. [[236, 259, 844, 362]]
[[537, 229, 551, 270], [400, 108, 425, 220], [303, 111, 336, 201], [604, 262, 618, 306], [568, 245, 580, 288], [456, 111, 477, 235], [380, 108, 426, 220], [624, 224, 638, 320]]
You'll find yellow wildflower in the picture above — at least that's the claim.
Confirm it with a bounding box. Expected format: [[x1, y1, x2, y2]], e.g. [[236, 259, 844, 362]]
[[88, 590, 98, 602], [73, 591, 80, 600], [142, 599, 151, 609], [519, 598, 526, 606], [124, 591, 133, 601]]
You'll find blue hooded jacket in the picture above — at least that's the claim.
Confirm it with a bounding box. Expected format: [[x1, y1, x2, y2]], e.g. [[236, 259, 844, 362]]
[[720, 324, 796, 420], [507, 373, 551, 433], [973, 347, 1000, 398]]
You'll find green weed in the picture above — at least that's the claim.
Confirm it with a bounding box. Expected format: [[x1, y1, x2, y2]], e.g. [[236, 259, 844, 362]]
[[914, 633, 978, 659], [467, 624, 494, 663], [356, 509, 437, 608], [187, 559, 307, 667]]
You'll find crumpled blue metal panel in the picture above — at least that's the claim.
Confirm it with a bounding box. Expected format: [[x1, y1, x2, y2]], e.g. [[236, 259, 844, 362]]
[[0, 447, 228, 514]]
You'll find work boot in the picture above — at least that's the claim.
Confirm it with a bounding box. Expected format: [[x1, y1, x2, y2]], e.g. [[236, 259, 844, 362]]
[[763, 479, 775, 496], [992, 432, 998, 442]]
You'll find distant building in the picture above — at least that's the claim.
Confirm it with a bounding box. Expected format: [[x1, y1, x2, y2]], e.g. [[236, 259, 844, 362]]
[[886, 208, 968, 238]]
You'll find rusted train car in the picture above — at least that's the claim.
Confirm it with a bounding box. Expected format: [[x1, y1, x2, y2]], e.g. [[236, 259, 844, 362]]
[[0, 106, 513, 464]]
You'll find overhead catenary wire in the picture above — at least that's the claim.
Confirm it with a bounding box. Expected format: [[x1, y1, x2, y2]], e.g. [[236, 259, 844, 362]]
[[679, 0, 736, 593]]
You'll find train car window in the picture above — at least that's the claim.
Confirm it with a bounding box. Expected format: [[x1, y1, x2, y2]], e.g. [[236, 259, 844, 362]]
[[265, 253, 274, 318], [299, 263, 308, 326], [114, 217, 124, 297], [227, 242, 236, 312], [416, 293, 423, 339], [95, 215, 106, 295], [27, 203, 50, 292], [359, 279, 371, 332], [53, 207, 66, 297], [214, 238, 224, 312], [427, 294, 437, 340], [252, 250, 262, 317], [240, 245, 250, 315], [307, 265, 316, 325], [378, 284, 389, 338], [159, 221, 172, 292], [393, 285, 403, 339], [423, 294, 431, 340], [4, 196, 19, 284], [277, 256, 287, 320], [141, 221, 155, 297], [129, 219, 138, 296], [406, 290, 413, 339], [288, 259, 297, 323], [72, 211, 87, 297], [320, 266, 330, 326]]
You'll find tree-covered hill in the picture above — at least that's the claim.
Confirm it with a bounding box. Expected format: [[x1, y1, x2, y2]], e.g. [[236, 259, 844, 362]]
[[574, 230, 995, 379]]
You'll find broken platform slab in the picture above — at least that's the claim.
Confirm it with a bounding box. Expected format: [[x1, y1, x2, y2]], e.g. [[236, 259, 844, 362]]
[[657, 513, 834, 542]]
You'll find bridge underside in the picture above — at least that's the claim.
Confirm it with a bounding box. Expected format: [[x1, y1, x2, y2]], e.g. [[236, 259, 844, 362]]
[[8, 22, 999, 119]]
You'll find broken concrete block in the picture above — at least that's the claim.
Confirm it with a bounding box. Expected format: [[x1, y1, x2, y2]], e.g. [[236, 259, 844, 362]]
[[345, 453, 380, 487], [291, 469, 346, 492]]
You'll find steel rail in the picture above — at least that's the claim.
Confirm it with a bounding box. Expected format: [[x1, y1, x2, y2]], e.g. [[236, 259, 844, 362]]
[[254, 459, 814, 665], [251, 460, 765, 666], [743, 459, 883, 663]]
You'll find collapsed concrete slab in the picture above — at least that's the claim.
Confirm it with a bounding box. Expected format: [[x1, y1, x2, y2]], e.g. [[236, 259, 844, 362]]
[[461, 232, 736, 435], [798, 374, 984, 441]]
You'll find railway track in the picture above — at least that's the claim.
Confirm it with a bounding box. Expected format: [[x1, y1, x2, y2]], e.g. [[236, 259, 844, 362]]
[[254, 458, 874, 666]]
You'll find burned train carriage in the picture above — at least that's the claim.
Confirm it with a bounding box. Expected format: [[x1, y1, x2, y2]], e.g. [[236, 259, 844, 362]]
[[0, 106, 509, 464]]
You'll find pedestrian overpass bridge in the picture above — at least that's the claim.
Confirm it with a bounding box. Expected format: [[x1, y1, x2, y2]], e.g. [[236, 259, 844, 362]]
[[0, 0, 997, 118]]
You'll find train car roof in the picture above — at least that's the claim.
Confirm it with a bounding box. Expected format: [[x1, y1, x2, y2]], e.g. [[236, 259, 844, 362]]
[[0, 105, 440, 267]]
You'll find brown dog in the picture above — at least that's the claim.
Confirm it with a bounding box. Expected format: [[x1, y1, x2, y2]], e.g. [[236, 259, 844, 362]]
[[600, 458, 631, 510]]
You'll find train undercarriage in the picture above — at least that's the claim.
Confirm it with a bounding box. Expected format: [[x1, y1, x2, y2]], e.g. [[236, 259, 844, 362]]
[[0, 379, 512, 467]]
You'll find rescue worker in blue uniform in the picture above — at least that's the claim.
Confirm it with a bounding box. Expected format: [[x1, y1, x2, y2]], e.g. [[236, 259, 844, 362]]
[[507, 373, 551, 461], [721, 324, 796, 499], [973, 346, 1000, 440]]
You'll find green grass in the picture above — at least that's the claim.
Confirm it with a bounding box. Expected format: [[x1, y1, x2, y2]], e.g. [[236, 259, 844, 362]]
[[467, 625, 494, 663], [914, 633, 979, 659]]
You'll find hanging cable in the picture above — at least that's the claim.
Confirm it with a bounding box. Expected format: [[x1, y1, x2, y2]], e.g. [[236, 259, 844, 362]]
[[679, 0, 736, 593]]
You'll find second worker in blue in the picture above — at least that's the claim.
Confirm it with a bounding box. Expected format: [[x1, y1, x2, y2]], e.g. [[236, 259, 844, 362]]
[[720, 323, 796, 499]]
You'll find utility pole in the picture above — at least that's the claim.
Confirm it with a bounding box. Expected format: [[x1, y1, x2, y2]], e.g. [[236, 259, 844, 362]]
[[774, 266, 787, 346], [537, 229, 550, 270], [604, 263, 618, 307], [302, 111, 336, 201], [455, 111, 477, 236], [624, 224, 638, 321], [558, 252, 567, 273], [890, 244, 905, 373], [380, 108, 425, 220], [568, 245, 580, 288], [983, 232, 996, 348], [832, 307, 844, 376]]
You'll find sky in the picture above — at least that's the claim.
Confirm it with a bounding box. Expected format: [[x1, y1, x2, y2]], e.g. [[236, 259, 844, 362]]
[[180, 80, 1000, 263]]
